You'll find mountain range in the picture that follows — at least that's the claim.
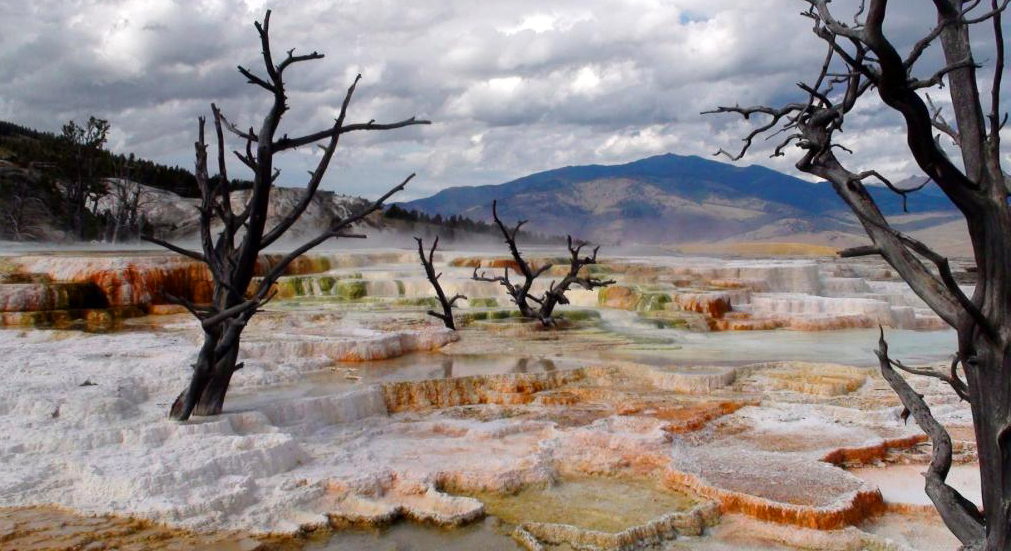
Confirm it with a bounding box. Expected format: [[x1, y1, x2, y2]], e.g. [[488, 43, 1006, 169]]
[[400, 153, 964, 250]]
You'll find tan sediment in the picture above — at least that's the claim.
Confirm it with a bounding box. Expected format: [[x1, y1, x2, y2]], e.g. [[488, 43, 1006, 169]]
[[670, 291, 734, 318], [1, 306, 146, 330], [676, 242, 840, 257], [763, 363, 868, 396], [0, 505, 297, 551], [5, 252, 336, 312], [377, 362, 892, 534], [663, 469, 885, 530], [512, 500, 721, 551], [381, 369, 588, 413]]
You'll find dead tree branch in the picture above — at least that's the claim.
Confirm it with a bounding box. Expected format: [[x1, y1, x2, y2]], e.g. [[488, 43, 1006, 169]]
[[149, 9, 429, 421], [474, 201, 612, 326], [705, 1, 1010, 546], [415, 236, 465, 330], [876, 329, 984, 544], [537, 236, 615, 326], [471, 200, 550, 319]]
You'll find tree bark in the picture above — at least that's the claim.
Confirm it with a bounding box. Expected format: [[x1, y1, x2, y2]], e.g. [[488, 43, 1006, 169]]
[[416, 236, 465, 330], [152, 10, 428, 421], [967, 341, 1011, 550], [705, 1, 1011, 546]]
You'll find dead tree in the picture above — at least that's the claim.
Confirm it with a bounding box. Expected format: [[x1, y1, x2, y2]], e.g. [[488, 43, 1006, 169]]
[[1, 169, 52, 240], [415, 236, 465, 329], [60, 117, 110, 239], [143, 10, 428, 421], [472, 201, 546, 319], [706, 2, 1010, 548], [537, 235, 614, 324], [105, 159, 152, 243], [104, 182, 147, 242], [473, 200, 613, 326]]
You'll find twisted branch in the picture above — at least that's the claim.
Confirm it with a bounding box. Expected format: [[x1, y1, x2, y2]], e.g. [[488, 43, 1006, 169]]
[[416, 236, 465, 330], [876, 329, 983, 546]]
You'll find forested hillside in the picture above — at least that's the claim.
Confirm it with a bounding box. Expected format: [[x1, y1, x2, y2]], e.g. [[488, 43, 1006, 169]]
[[0, 120, 198, 198]]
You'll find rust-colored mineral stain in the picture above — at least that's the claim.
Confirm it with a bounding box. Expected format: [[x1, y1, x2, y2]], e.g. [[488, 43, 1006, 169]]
[[821, 435, 929, 466], [622, 401, 749, 434]]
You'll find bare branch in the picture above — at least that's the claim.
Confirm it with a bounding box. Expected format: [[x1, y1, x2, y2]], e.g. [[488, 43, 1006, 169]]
[[989, 0, 1005, 140], [925, 94, 961, 144], [855, 170, 928, 212], [260, 75, 364, 250], [233, 150, 256, 170], [236, 65, 275, 92], [905, 18, 952, 69], [210, 106, 231, 199], [888, 353, 971, 402], [772, 133, 802, 157], [416, 236, 465, 330], [909, 57, 980, 89], [701, 104, 804, 160], [201, 297, 264, 329], [216, 109, 258, 142], [254, 173, 414, 293], [253, 9, 280, 85], [276, 49, 324, 75], [141, 235, 206, 262], [963, 0, 1011, 23], [193, 118, 224, 284], [163, 292, 212, 319], [839, 245, 881, 258], [879, 228, 998, 341], [272, 117, 431, 152], [876, 329, 984, 546]]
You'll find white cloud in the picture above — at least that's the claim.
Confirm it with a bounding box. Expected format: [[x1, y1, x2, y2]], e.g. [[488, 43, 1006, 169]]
[[0, 0, 1006, 200], [501, 13, 558, 35]]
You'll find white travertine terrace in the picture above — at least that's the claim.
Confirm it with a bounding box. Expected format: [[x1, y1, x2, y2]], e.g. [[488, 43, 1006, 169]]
[[0, 248, 975, 550]]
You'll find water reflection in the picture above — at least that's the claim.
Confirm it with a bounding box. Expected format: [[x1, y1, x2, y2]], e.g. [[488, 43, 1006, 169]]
[[597, 308, 957, 367], [507, 358, 558, 374]]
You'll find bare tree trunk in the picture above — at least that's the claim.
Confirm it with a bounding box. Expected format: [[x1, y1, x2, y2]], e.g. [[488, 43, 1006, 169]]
[[968, 343, 1011, 549], [416, 236, 465, 329], [535, 236, 613, 324], [147, 10, 428, 421], [474, 202, 612, 326], [965, 213, 1011, 548], [706, 1, 1011, 546], [193, 341, 241, 416]]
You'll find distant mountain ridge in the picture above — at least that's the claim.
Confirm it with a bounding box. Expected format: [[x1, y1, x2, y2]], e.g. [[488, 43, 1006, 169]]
[[400, 153, 957, 245]]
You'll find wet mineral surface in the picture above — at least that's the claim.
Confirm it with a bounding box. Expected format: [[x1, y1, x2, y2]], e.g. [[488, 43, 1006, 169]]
[[0, 247, 973, 550]]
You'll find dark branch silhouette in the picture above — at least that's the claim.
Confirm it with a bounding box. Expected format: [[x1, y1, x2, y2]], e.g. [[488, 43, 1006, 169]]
[[706, 1, 1009, 547], [415, 236, 465, 330], [145, 9, 429, 421], [473, 200, 613, 326]]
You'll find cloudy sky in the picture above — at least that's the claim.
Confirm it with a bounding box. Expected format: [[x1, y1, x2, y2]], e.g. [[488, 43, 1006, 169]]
[[0, 0, 1007, 200]]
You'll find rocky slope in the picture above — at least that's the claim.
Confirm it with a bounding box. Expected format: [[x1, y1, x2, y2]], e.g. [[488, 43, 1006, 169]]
[[100, 180, 377, 242], [401, 153, 962, 248]]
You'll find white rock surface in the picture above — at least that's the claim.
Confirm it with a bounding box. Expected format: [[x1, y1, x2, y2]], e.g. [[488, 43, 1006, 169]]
[[0, 326, 460, 533]]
